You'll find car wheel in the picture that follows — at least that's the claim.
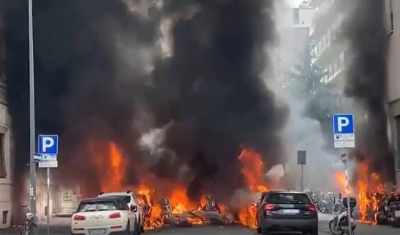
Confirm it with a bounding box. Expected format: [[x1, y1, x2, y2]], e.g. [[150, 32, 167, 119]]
[[125, 221, 130, 235], [307, 225, 318, 235], [261, 226, 270, 235], [140, 220, 145, 233], [136, 222, 142, 235]]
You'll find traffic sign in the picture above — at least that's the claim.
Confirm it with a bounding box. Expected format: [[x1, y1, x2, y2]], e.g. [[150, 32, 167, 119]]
[[38, 135, 59, 155], [39, 154, 57, 168], [39, 159, 58, 168], [332, 114, 355, 148], [33, 154, 42, 163]]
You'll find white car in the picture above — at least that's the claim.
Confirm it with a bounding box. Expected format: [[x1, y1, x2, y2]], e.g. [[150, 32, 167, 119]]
[[98, 191, 144, 233], [71, 197, 140, 235]]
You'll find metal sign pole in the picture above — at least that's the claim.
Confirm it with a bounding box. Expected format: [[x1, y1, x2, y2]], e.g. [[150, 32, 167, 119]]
[[344, 162, 352, 235], [300, 165, 304, 191], [332, 114, 355, 235], [47, 167, 50, 235], [28, 0, 37, 217]]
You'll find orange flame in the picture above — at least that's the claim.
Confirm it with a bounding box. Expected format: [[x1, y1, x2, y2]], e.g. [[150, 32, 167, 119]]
[[90, 143, 274, 229], [237, 149, 270, 228], [90, 142, 211, 229], [333, 162, 386, 224]]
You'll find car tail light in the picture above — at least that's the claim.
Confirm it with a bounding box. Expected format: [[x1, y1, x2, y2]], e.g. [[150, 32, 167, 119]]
[[109, 212, 121, 219], [73, 215, 86, 221], [263, 204, 275, 210], [307, 204, 316, 211]]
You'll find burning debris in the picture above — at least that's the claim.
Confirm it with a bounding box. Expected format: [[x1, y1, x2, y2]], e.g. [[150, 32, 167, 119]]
[[135, 192, 235, 229], [91, 143, 274, 230], [332, 160, 397, 224]]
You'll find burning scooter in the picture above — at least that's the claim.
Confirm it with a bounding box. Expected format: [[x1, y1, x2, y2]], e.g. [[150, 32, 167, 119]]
[[387, 187, 400, 227]]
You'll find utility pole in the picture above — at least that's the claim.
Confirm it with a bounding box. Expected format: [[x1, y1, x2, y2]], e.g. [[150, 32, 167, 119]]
[[28, 0, 36, 216]]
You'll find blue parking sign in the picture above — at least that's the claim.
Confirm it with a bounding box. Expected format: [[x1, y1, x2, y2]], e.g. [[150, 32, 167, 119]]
[[332, 114, 354, 134], [38, 135, 59, 155]]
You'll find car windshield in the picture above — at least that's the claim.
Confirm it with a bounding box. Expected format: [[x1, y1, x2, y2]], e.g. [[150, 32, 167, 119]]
[[77, 201, 118, 212], [267, 193, 311, 204]]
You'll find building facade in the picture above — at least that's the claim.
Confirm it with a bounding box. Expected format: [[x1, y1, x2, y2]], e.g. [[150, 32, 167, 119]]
[[309, 0, 400, 184], [276, 3, 315, 70], [385, 0, 400, 183], [308, 0, 347, 86], [0, 0, 14, 229]]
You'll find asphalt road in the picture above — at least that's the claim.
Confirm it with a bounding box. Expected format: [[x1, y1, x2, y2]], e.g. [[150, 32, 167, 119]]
[[2, 221, 400, 234]]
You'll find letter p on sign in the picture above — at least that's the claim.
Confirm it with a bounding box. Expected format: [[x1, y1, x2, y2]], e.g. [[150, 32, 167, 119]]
[[337, 117, 349, 132], [42, 137, 54, 152]]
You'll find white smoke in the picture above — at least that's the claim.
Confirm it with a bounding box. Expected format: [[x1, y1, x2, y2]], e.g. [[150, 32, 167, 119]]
[[271, 2, 338, 190], [282, 94, 337, 189], [139, 123, 169, 154], [138, 121, 174, 165], [229, 188, 260, 210], [265, 164, 285, 184]]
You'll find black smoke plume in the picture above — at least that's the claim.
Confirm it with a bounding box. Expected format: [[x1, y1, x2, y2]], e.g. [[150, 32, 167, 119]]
[[5, 0, 288, 209], [341, 0, 394, 183]]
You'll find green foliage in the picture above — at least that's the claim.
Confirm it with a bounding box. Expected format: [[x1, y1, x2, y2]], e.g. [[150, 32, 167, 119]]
[[287, 38, 325, 98]]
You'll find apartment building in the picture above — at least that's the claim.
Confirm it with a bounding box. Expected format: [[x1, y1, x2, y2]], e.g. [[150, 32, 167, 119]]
[[385, 0, 400, 183], [308, 0, 400, 183], [277, 2, 315, 68], [0, 0, 14, 229], [308, 0, 347, 86]]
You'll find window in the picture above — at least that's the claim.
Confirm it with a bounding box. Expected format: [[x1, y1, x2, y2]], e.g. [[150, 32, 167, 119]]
[[396, 115, 400, 168], [333, 59, 339, 74], [390, 0, 394, 32], [77, 200, 119, 212], [0, 33, 4, 85], [267, 193, 311, 204], [312, 45, 318, 56], [323, 68, 328, 83], [292, 8, 300, 24], [328, 64, 333, 78], [327, 29, 331, 44], [318, 40, 322, 53], [2, 211, 8, 224], [338, 52, 344, 68], [0, 133, 6, 178]]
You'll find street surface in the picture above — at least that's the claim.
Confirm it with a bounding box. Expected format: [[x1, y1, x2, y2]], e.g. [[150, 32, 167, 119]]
[[2, 215, 400, 234]]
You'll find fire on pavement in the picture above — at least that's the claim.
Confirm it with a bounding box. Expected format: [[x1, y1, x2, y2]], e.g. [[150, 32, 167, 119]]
[[86, 142, 271, 230], [83, 141, 397, 229]]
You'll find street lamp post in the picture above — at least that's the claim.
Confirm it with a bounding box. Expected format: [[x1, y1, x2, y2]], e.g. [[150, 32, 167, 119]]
[[28, 0, 36, 216]]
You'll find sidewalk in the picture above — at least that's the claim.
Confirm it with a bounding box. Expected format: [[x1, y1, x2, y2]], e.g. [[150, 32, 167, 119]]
[[2, 217, 70, 235]]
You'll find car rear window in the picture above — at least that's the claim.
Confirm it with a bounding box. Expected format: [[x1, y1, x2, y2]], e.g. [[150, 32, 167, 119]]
[[104, 195, 131, 204], [116, 196, 131, 204], [267, 193, 311, 204], [77, 200, 119, 212]]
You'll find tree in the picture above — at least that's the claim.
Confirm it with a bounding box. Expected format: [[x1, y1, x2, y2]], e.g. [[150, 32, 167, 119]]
[[286, 38, 325, 98], [286, 38, 341, 150]]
